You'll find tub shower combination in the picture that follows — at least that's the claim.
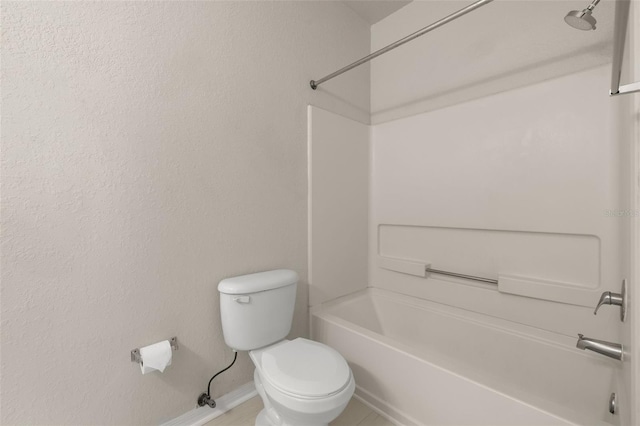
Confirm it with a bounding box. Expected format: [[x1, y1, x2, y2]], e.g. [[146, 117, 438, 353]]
[[305, 0, 637, 424]]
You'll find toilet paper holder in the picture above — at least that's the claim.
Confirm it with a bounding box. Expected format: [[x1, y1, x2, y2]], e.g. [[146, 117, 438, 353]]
[[131, 337, 178, 364]]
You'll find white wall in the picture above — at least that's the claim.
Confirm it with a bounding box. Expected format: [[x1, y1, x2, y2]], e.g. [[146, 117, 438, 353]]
[[1, 2, 369, 424], [308, 107, 369, 306], [370, 65, 625, 339]]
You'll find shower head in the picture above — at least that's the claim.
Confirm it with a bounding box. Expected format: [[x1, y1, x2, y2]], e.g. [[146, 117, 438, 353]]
[[564, 0, 600, 31], [564, 9, 597, 30]]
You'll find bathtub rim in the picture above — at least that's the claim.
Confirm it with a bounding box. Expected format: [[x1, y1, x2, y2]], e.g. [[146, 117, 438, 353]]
[[312, 287, 604, 354]]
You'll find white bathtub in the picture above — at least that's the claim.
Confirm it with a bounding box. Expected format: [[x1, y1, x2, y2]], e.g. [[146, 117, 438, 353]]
[[311, 288, 617, 426]]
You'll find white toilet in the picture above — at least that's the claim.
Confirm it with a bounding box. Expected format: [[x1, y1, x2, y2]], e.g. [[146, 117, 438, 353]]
[[218, 269, 355, 426]]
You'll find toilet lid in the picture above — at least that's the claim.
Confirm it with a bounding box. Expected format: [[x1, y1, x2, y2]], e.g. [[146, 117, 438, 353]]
[[260, 338, 351, 398]]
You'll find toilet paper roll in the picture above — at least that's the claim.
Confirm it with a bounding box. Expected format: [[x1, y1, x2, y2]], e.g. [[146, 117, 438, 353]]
[[139, 340, 172, 374]]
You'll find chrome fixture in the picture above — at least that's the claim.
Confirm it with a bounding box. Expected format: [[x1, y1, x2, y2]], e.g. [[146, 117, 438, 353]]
[[576, 334, 623, 361], [426, 266, 497, 285], [197, 393, 216, 409], [309, 0, 494, 90], [609, 392, 617, 415], [610, 0, 640, 96], [564, 0, 600, 31], [594, 280, 626, 321]]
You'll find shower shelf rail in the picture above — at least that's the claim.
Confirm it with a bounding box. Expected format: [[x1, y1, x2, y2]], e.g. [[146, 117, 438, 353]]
[[378, 256, 498, 285], [610, 0, 639, 96], [377, 256, 598, 308], [425, 266, 498, 285]]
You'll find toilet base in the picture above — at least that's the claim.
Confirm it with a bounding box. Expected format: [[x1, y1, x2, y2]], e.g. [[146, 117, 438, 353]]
[[254, 407, 328, 426], [255, 409, 271, 426], [253, 368, 340, 426]]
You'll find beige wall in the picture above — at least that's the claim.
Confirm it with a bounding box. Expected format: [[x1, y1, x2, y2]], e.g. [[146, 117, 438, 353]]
[[1, 2, 369, 424]]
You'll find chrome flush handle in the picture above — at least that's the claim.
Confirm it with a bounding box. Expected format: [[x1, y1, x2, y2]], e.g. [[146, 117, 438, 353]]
[[593, 280, 626, 321]]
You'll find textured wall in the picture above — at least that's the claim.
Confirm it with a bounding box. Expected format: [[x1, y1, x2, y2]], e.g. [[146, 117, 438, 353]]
[[1, 2, 369, 424]]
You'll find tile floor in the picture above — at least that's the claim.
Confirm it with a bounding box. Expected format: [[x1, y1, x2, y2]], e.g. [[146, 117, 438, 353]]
[[204, 396, 395, 426]]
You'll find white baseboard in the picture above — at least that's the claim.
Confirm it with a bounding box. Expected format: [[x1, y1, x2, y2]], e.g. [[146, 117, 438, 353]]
[[162, 381, 408, 426], [354, 386, 419, 426], [161, 381, 257, 426]]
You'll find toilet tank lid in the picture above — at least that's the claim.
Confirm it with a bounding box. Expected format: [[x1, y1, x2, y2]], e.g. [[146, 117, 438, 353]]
[[218, 269, 298, 295]]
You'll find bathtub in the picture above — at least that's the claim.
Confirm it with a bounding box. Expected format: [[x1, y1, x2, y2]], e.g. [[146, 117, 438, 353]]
[[311, 288, 617, 426]]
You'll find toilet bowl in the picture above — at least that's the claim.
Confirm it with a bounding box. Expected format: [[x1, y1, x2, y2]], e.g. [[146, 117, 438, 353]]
[[251, 339, 355, 426], [217, 270, 355, 426]]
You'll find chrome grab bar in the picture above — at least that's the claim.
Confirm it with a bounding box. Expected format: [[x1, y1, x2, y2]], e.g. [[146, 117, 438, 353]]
[[425, 267, 498, 285]]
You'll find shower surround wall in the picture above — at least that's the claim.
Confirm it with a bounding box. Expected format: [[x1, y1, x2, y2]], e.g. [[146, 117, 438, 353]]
[[366, 0, 633, 350], [307, 65, 631, 425], [1, 2, 370, 424], [370, 64, 625, 343], [308, 106, 369, 306]]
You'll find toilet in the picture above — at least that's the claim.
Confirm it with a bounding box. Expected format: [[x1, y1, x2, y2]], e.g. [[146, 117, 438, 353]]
[[218, 269, 355, 426]]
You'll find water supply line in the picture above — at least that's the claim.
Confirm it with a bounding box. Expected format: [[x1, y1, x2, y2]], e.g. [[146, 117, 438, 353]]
[[197, 350, 238, 409]]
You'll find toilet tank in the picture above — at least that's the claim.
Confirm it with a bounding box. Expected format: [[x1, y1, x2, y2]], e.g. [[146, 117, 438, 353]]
[[218, 269, 298, 351]]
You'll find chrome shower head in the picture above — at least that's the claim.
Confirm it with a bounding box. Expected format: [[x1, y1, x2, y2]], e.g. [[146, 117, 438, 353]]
[[565, 0, 600, 31], [564, 9, 597, 30]]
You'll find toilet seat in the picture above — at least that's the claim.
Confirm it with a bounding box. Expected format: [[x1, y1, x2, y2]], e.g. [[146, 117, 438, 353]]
[[254, 338, 351, 398]]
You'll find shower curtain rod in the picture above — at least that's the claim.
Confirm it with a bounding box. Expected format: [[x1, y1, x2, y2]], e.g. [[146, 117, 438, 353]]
[[609, 0, 639, 96], [309, 0, 494, 90]]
